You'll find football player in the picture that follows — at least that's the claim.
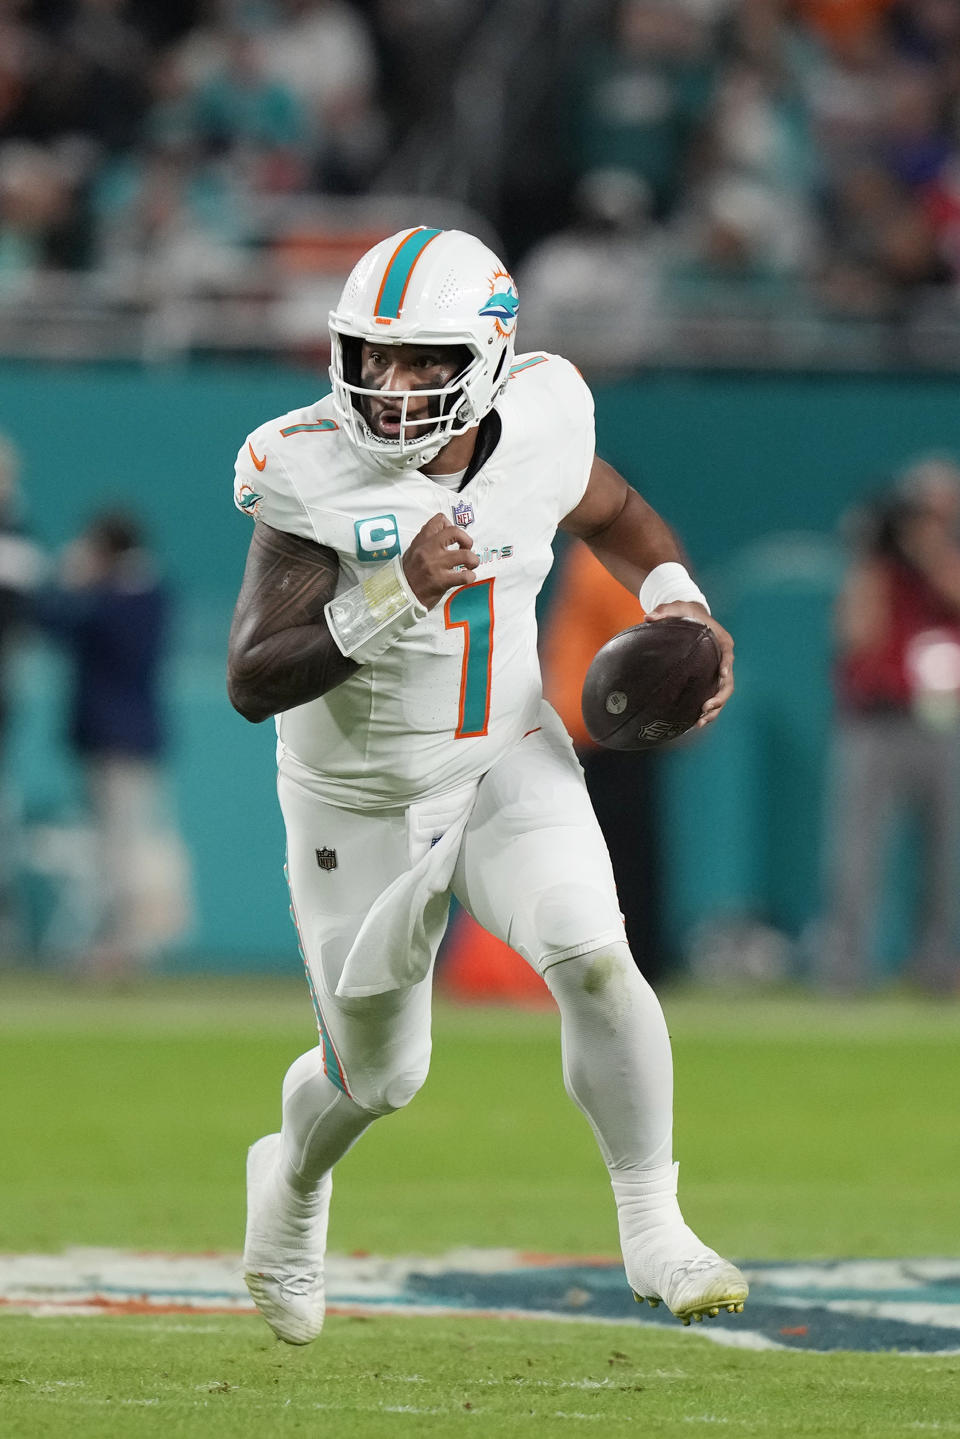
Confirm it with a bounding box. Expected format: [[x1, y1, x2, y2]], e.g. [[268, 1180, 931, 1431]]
[[228, 225, 745, 1343]]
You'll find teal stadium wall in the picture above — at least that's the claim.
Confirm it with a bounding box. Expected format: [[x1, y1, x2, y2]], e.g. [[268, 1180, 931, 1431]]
[[3, 362, 958, 973]]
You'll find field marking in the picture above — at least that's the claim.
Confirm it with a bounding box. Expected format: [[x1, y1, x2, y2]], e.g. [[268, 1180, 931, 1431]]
[[1, 1249, 959, 1354]]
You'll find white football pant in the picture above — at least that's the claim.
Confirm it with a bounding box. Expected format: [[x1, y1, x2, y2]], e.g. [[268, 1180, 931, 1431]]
[[274, 707, 674, 1191]]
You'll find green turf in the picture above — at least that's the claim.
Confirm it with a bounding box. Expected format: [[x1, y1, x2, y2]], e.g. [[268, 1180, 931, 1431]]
[[2, 976, 959, 1438], [3, 977, 958, 1257], [2, 1312, 959, 1439]]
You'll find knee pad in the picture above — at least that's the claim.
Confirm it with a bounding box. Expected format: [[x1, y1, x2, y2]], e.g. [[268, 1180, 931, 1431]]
[[277, 1041, 428, 1139], [294, 981, 433, 1118], [545, 941, 649, 1014], [352, 1054, 430, 1117], [522, 883, 626, 970], [284, 1043, 430, 1119]]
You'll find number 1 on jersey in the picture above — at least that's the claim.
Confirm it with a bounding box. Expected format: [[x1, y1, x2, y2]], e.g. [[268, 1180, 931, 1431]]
[[444, 578, 494, 739]]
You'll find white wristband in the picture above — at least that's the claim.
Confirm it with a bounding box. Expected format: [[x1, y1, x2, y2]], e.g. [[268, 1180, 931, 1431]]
[[639, 561, 710, 616], [325, 555, 427, 663]]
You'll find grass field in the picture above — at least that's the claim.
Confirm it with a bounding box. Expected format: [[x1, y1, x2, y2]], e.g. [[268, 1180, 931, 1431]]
[[2, 975, 959, 1436]]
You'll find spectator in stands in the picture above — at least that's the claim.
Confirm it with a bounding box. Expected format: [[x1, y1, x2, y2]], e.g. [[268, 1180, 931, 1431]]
[[257, 0, 385, 191], [0, 431, 43, 758], [819, 456, 960, 994], [90, 92, 255, 295], [923, 153, 960, 281], [516, 167, 667, 365], [817, 160, 951, 317], [706, 52, 818, 205], [19, 0, 152, 154], [0, 140, 90, 287], [890, 0, 960, 70], [0, 431, 44, 954], [0, 4, 44, 140], [660, 26, 819, 311], [371, 0, 476, 142], [663, 170, 816, 318], [797, 0, 897, 51], [187, 23, 313, 192], [793, 12, 903, 184], [540, 540, 668, 984], [569, 0, 719, 222], [879, 60, 952, 190], [170, 0, 257, 89], [37, 509, 190, 979]]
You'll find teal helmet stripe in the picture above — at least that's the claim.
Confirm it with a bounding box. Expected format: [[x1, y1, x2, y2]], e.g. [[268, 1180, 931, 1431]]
[[374, 227, 443, 320]]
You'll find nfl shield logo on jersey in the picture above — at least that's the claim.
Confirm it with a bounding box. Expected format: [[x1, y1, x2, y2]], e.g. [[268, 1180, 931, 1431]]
[[315, 847, 338, 871], [453, 500, 474, 528]]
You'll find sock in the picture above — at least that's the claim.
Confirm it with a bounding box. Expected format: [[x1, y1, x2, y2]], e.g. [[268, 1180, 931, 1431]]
[[609, 1161, 704, 1251]]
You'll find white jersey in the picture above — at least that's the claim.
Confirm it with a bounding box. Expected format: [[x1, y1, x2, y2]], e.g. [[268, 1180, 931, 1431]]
[[232, 351, 595, 808]]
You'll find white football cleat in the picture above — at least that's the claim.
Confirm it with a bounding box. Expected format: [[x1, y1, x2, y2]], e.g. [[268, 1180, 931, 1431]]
[[243, 1132, 332, 1345], [615, 1162, 748, 1326], [628, 1247, 748, 1325]]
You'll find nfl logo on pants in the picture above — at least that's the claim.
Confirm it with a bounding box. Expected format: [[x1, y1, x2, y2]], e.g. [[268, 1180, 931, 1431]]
[[315, 848, 337, 871]]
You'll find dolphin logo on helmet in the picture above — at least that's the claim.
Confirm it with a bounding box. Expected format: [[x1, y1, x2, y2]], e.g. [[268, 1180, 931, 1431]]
[[328, 227, 519, 472], [478, 267, 519, 339], [479, 291, 519, 324]]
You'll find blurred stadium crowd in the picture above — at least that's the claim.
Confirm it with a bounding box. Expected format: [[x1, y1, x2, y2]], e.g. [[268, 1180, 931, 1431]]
[[4, 0, 960, 364]]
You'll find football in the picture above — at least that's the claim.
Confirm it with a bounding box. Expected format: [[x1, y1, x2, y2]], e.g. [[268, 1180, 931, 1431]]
[[581, 617, 722, 751]]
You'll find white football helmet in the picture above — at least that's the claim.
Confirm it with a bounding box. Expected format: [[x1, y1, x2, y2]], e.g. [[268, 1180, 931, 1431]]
[[329, 227, 519, 471]]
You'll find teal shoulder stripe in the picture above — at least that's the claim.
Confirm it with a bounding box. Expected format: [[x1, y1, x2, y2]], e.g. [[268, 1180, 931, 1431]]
[[509, 356, 548, 376], [280, 420, 339, 437], [375, 227, 443, 319]]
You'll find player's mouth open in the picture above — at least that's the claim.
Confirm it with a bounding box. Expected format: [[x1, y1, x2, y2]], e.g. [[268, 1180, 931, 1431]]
[[372, 405, 430, 440], [371, 406, 404, 439]]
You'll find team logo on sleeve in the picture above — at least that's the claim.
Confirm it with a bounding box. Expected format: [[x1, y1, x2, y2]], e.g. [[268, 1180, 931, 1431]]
[[236, 483, 263, 518], [355, 514, 400, 561]]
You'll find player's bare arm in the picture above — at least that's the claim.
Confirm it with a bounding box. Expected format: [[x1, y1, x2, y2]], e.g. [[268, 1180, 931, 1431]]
[[561, 455, 684, 589], [228, 514, 479, 723], [228, 521, 359, 723], [561, 455, 734, 726]]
